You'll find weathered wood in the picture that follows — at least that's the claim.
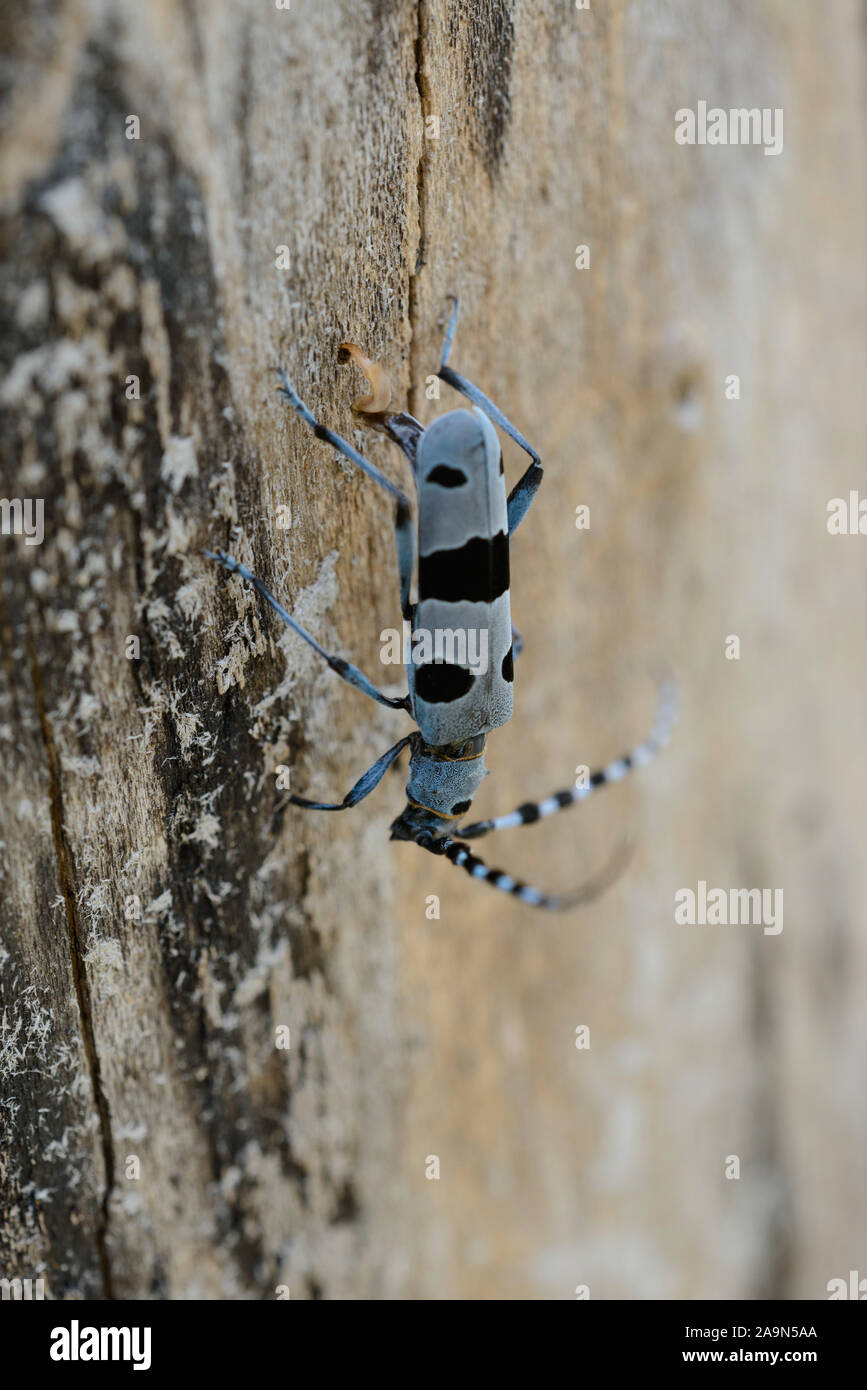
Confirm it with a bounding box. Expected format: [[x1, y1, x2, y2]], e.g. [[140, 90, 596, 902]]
[[1, 0, 865, 1300]]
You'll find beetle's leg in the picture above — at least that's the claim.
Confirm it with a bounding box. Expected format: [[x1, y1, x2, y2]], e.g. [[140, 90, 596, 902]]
[[276, 369, 415, 620], [288, 734, 414, 811], [206, 551, 410, 712], [383, 412, 424, 471], [414, 828, 631, 911], [505, 463, 543, 536], [457, 681, 679, 839], [437, 296, 544, 536], [511, 624, 524, 661]]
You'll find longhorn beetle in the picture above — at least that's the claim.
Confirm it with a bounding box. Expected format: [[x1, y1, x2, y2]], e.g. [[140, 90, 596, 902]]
[[207, 299, 678, 910]]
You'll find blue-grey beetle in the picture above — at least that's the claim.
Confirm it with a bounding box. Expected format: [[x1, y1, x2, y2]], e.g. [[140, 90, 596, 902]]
[[207, 300, 677, 909]]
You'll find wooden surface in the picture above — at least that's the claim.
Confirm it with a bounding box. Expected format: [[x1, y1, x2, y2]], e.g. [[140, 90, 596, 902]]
[[1, 0, 865, 1299]]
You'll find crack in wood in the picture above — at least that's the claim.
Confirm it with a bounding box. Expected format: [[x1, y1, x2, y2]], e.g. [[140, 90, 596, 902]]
[[26, 624, 116, 1300], [408, 0, 431, 422]]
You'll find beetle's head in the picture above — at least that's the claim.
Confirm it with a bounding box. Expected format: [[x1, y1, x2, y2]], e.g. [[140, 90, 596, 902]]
[[389, 801, 445, 842]]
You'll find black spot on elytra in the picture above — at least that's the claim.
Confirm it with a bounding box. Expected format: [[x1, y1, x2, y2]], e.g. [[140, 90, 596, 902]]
[[419, 532, 509, 603], [501, 646, 514, 682], [428, 464, 468, 488], [451, 799, 472, 816], [416, 662, 476, 703]]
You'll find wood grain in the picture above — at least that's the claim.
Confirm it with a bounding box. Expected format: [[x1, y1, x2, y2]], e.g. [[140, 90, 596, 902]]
[[1, 0, 864, 1299]]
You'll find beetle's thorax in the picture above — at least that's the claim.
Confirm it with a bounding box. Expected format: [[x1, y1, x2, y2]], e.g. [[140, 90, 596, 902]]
[[394, 731, 489, 826]]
